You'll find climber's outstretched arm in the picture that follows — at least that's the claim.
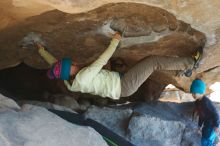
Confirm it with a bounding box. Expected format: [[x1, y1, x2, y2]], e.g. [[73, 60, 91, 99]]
[[35, 42, 57, 66]]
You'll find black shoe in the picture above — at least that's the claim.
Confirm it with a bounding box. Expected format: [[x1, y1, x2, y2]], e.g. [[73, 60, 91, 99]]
[[184, 69, 193, 77], [183, 47, 203, 77], [192, 47, 203, 69], [176, 69, 192, 77]]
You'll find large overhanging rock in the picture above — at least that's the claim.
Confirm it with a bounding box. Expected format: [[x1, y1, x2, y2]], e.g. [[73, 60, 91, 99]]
[[9, 0, 220, 72], [0, 3, 205, 69], [0, 0, 220, 101], [0, 3, 207, 100]]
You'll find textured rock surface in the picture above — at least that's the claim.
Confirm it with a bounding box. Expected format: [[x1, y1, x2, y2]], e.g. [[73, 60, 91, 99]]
[[4, 93, 218, 146], [18, 94, 91, 112], [0, 3, 205, 69], [84, 106, 133, 138], [160, 89, 194, 102], [0, 1, 220, 100], [83, 102, 202, 146], [0, 1, 220, 145], [134, 102, 201, 146], [128, 114, 185, 146], [0, 94, 20, 111], [0, 95, 108, 146], [12, 0, 220, 49], [0, 2, 207, 100]]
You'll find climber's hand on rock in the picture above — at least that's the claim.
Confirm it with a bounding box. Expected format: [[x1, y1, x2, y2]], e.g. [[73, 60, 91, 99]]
[[113, 32, 122, 40], [33, 41, 44, 50]]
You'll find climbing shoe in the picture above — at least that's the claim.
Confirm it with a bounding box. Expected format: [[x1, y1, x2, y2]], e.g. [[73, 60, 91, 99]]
[[176, 69, 192, 77], [183, 47, 204, 77], [184, 69, 193, 77], [192, 46, 203, 69]]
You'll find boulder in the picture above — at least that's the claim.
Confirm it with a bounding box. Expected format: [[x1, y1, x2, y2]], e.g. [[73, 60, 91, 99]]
[[0, 95, 108, 146], [83, 102, 202, 145], [128, 114, 185, 146], [0, 3, 206, 100], [84, 105, 133, 138]]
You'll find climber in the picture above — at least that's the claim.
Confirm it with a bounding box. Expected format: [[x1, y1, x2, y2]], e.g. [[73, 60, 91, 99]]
[[190, 79, 220, 146], [33, 32, 203, 100]]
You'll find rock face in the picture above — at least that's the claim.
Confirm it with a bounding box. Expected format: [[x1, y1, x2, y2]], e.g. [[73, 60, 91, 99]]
[[128, 114, 185, 146], [0, 1, 219, 145], [84, 106, 133, 138], [160, 89, 194, 102], [12, 0, 220, 70], [2, 90, 219, 146], [0, 1, 219, 101], [0, 94, 108, 146], [0, 3, 205, 69], [0, 2, 208, 100], [84, 102, 202, 146]]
